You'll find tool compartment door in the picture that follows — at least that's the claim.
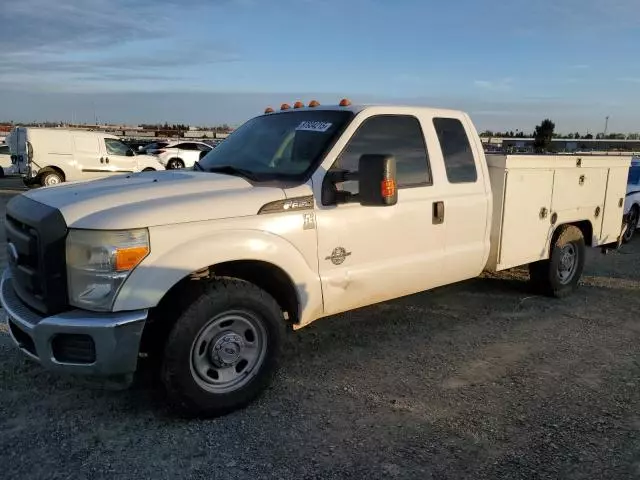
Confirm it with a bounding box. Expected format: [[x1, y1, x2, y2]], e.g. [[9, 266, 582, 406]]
[[497, 169, 554, 270], [551, 168, 608, 239]]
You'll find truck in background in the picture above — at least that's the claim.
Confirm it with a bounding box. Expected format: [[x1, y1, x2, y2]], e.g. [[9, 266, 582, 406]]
[[0, 100, 631, 417]]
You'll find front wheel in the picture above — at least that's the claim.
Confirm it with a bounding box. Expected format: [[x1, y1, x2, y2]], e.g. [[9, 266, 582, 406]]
[[142, 168, 156, 172], [529, 225, 585, 298], [623, 206, 638, 243], [40, 171, 64, 186], [161, 279, 284, 417]]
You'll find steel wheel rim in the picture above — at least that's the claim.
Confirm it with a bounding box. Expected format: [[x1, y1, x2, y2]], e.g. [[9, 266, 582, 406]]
[[557, 243, 578, 284], [45, 175, 60, 185], [169, 160, 183, 169], [189, 310, 268, 393]]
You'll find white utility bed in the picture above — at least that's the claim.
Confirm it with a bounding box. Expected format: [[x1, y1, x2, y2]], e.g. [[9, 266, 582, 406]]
[[485, 155, 631, 272]]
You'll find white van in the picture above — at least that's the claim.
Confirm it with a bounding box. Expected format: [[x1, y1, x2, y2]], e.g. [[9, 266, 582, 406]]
[[7, 127, 165, 187]]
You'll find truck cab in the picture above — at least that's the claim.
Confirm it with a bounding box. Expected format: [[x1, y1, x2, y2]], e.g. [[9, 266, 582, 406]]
[[1, 100, 630, 417]]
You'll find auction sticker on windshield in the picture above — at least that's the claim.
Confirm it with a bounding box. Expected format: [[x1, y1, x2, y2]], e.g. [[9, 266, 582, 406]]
[[296, 121, 333, 132]]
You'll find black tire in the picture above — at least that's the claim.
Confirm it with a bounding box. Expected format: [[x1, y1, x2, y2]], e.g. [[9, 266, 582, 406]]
[[142, 167, 156, 172], [161, 278, 284, 417], [22, 177, 38, 189], [529, 225, 585, 298], [40, 170, 64, 187], [167, 158, 184, 169], [623, 205, 638, 243]]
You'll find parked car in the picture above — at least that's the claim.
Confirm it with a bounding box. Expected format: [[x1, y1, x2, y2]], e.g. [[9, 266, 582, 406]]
[[138, 141, 170, 154], [623, 157, 640, 242], [152, 141, 212, 169], [6, 127, 165, 187], [1, 100, 630, 417]]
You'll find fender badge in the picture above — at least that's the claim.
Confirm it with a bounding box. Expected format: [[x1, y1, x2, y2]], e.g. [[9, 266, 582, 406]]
[[326, 247, 351, 265]]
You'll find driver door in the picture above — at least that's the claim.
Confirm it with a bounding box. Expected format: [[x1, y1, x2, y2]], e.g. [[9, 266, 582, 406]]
[[313, 113, 447, 316], [102, 138, 137, 173]]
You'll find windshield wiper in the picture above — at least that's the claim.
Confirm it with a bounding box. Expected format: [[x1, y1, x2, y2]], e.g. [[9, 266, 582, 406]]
[[193, 160, 204, 171], [207, 165, 258, 181]]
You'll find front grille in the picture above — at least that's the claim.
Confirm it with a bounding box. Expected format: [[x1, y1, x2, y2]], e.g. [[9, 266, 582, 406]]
[[51, 334, 96, 364], [5, 195, 68, 315], [8, 320, 37, 356]]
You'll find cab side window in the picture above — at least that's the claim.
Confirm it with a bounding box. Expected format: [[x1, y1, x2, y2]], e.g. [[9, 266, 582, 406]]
[[433, 117, 478, 184], [104, 138, 130, 156], [332, 115, 431, 194]]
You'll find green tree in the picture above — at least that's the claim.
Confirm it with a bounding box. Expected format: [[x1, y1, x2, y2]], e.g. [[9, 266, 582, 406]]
[[533, 119, 555, 153], [574, 132, 580, 139], [584, 133, 594, 139]]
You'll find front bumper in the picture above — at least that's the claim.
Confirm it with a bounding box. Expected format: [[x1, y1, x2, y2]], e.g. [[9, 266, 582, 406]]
[[0, 270, 147, 376]]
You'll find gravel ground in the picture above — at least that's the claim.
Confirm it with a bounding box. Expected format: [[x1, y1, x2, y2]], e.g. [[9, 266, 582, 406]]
[[0, 177, 639, 479]]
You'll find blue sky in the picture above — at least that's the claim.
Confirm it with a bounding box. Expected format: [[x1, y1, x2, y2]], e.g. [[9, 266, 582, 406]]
[[1, 0, 639, 132]]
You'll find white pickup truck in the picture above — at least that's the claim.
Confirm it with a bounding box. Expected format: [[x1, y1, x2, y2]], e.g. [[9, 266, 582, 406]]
[[1, 100, 631, 416]]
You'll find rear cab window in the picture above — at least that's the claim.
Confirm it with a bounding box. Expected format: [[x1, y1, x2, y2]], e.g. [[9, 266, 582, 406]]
[[433, 117, 478, 184]]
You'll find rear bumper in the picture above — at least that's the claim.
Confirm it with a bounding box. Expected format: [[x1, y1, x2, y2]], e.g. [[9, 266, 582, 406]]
[[1, 270, 147, 376]]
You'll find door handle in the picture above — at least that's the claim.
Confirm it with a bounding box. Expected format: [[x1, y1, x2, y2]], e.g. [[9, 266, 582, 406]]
[[105, 157, 109, 164], [433, 201, 445, 225], [100, 157, 104, 163]]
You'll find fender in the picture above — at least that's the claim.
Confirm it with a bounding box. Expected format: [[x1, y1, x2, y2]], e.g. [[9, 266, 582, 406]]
[[113, 229, 324, 327]]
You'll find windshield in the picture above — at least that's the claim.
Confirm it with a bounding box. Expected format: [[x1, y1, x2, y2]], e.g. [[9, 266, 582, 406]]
[[198, 110, 353, 181]]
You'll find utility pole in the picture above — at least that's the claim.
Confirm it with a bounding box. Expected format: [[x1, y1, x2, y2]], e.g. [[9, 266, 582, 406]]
[[604, 116, 610, 137]]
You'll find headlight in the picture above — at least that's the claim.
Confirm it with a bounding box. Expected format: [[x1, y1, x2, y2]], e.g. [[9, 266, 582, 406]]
[[66, 229, 150, 311]]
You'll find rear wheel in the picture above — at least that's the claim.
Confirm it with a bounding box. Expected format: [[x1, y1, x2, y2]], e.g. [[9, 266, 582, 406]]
[[529, 225, 585, 298], [161, 278, 284, 417], [40, 170, 64, 186], [623, 206, 638, 243], [142, 167, 156, 172], [167, 158, 184, 169]]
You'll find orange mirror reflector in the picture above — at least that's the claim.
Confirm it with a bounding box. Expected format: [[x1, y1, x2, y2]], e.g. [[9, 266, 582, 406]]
[[381, 179, 396, 198]]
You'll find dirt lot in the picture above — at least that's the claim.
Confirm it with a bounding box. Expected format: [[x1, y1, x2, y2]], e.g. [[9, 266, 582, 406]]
[[0, 177, 639, 479]]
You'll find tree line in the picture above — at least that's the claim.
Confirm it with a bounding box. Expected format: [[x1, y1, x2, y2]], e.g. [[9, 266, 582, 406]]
[[480, 129, 638, 140]]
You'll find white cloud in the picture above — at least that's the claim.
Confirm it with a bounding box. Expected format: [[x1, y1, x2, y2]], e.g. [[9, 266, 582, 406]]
[[473, 78, 514, 91]]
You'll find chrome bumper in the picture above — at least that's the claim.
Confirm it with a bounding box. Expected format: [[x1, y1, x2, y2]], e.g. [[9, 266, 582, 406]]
[[0, 270, 147, 376]]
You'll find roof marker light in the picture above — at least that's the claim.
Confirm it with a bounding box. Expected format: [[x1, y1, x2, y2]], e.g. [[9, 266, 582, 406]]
[[339, 98, 352, 107], [308, 100, 320, 107], [293, 101, 304, 109], [281, 103, 291, 110], [264, 107, 274, 114]]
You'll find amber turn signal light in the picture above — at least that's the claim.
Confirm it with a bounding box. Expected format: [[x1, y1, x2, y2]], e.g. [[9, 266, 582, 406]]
[[381, 179, 396, 198]]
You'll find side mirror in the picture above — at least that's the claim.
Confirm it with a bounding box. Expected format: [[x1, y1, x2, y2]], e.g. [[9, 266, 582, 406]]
[[358, 154, 398, 206]]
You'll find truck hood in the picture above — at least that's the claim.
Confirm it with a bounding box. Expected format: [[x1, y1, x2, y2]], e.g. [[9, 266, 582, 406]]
[[24, 170, 286, 229]]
